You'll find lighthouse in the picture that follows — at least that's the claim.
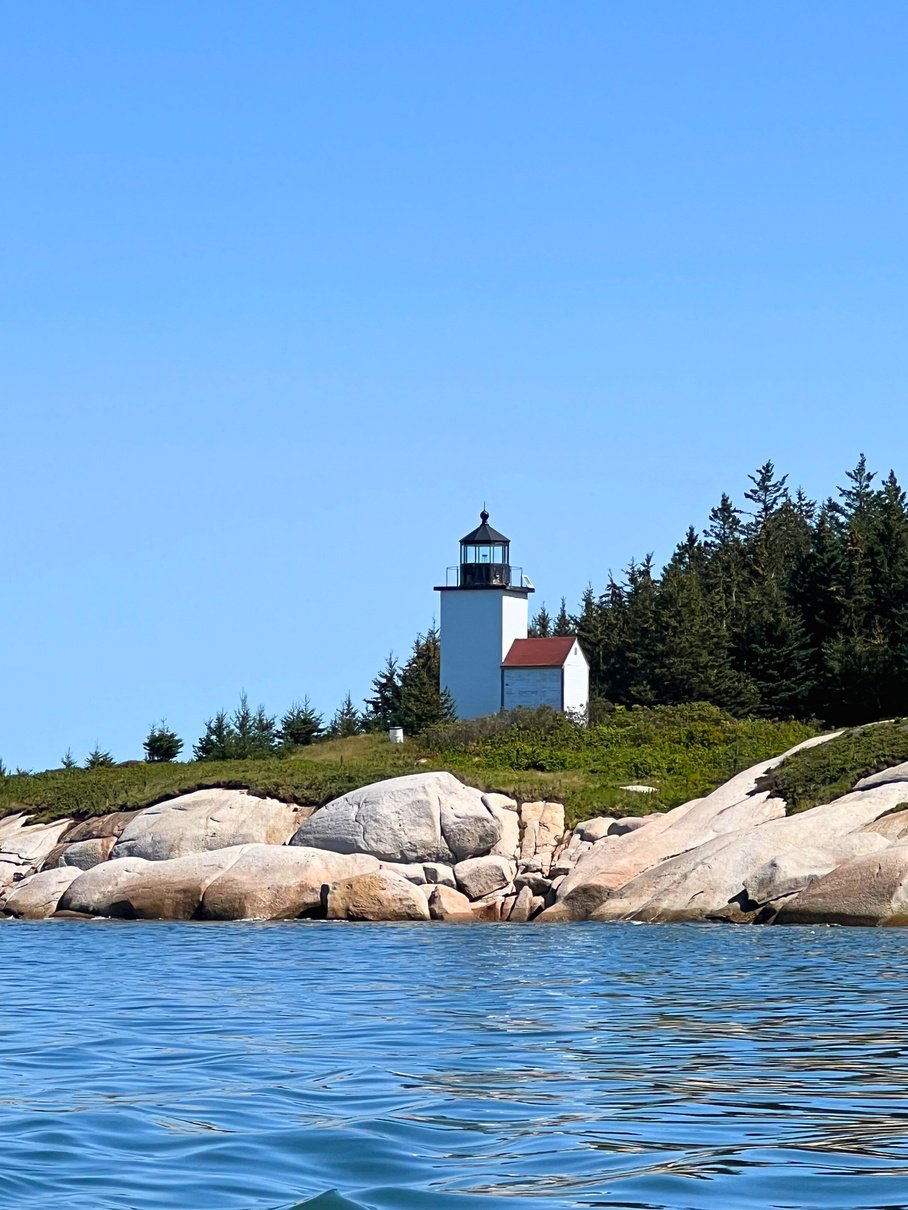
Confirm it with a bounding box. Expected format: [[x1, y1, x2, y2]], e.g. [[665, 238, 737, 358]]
[[435, 510, 533, 719], [436, 510, 591, 720]]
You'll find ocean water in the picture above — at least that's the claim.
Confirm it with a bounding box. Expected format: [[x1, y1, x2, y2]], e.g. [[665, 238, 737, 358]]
[[2, 921, 908, 1210]]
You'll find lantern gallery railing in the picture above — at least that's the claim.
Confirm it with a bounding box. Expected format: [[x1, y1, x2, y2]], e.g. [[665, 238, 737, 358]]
[[442, 564, 527, 588]]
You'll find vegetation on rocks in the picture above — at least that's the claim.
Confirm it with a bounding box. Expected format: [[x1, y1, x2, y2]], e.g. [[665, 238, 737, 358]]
[[0, 704, 814, 829], [756, 719, 908, 813], [425, 704, 813, 822]]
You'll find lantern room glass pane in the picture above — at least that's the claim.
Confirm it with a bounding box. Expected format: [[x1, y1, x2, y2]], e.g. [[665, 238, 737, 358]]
[[461, 542, 509, 566]]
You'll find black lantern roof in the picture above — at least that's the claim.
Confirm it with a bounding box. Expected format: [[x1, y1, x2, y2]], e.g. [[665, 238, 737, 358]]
[[460, 509, 509, 545]]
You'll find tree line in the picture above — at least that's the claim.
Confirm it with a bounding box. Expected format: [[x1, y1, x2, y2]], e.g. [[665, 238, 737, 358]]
[[529, 456, 908, 726], [189, 628, 453, 761]]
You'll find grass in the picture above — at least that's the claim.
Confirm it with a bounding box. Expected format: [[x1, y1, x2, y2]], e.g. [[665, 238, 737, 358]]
[[1, 704, 817, 830], [755, 718, 908, 813]]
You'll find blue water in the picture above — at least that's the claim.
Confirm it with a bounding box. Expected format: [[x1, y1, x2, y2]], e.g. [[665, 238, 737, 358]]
[[3, 922, 908, 1210]]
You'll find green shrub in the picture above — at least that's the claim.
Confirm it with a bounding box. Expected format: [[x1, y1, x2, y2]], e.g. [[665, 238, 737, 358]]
[[756, 719, 908, 813]]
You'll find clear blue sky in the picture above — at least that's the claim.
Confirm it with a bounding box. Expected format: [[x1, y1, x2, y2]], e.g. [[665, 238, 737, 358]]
[[3, 2, 907, 770]]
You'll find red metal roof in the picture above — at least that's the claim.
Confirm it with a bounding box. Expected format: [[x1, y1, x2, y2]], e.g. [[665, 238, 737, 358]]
[[502, 637, 577, 667]]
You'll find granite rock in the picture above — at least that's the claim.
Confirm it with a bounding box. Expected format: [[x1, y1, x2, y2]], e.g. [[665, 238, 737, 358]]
[[326, 869, 431, 921], [291, 772, 501, 864], [428, 884, 474, 921], [4, 867, 82, 919], [112, 790, 307, 862], [454, 855, 515, 900]]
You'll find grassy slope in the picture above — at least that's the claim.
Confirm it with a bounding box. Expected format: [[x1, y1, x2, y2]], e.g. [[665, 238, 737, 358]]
[[756, 718, 908, 813], [0, 705, 816, 829]]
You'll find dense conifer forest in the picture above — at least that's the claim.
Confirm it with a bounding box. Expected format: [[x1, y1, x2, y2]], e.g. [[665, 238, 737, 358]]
[[530, 457, 908, 726]]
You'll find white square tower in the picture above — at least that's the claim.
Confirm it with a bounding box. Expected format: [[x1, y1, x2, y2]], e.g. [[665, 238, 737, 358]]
[[435, 510, 533, 719]]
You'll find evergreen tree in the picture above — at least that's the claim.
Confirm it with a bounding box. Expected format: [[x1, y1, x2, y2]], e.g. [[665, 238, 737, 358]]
[[821, 626, 891, 725], [574, 585, 603, 696], [193, 693, 277, 761], [552, 597, 573, 636], [792, 487, 816, 524], [705, 492, 744, 549], [193, 709, 233, 761], [398, 627, 456, 733], [733, 588, 812, 717], [143, 721, 183, 763], [278, 698, 325, 747], [529, 603, 552, 637], [228, 692, 277, 759], [837, 453, 876, 520], [744, 460, 789, 534], [85, 746, 114, 769], [362, 653, 403, 731], [595, 575, 631, 704], [328, 692, 361, 738], [874, 470, 908, 714], [650, 563, 758, 714], [622, 557, 660, 704], [250, 705, 278, 756], [230, 692, 257, 758], [764, 496, 815, 594], [61, 748, 77, 770], [703, 492, 747, 635], [671, 526, 707, 576]]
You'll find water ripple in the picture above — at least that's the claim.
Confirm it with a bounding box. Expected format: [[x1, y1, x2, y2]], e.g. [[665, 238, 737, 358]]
[[3, 921, 908, 1207]]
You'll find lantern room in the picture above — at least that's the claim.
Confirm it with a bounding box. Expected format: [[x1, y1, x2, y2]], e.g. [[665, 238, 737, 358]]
[[459, 510, 512, 587]]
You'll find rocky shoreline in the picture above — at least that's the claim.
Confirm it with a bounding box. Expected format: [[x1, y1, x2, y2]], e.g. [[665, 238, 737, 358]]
[[3, 740, 908, 926]]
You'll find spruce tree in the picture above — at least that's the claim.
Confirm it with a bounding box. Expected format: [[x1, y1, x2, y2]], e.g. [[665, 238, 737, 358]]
[[650, 563, 758, 714], [837, 453, 876, 519], [705, 493, 744, 550], [278, 698, 325, 747], [529, 604, 552, 637], [622, 557, 660, 705], [874, 471, 908, 714], [193, 710, 233, 761], [85, 746, 115, 769], [703, 494, 748, 647], [574, 585, 606, 697], [250, 705, 278, 757], [734, 588, 811, 717], [362, 653, 403, 731], [192, 694, 277, 760], [553, 598, 573, 636], [821, 627, 890, 725], [398, 627, 456, 734], [596, 575, 631, 704], [231, 692, 256, 758], [143, 721, 184, 763], [744, 460, 789, 534], [328, 693, 361, 738]]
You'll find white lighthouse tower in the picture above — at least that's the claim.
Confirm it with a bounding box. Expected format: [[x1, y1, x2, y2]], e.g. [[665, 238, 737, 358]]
[[435, 510, 533, 719]]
